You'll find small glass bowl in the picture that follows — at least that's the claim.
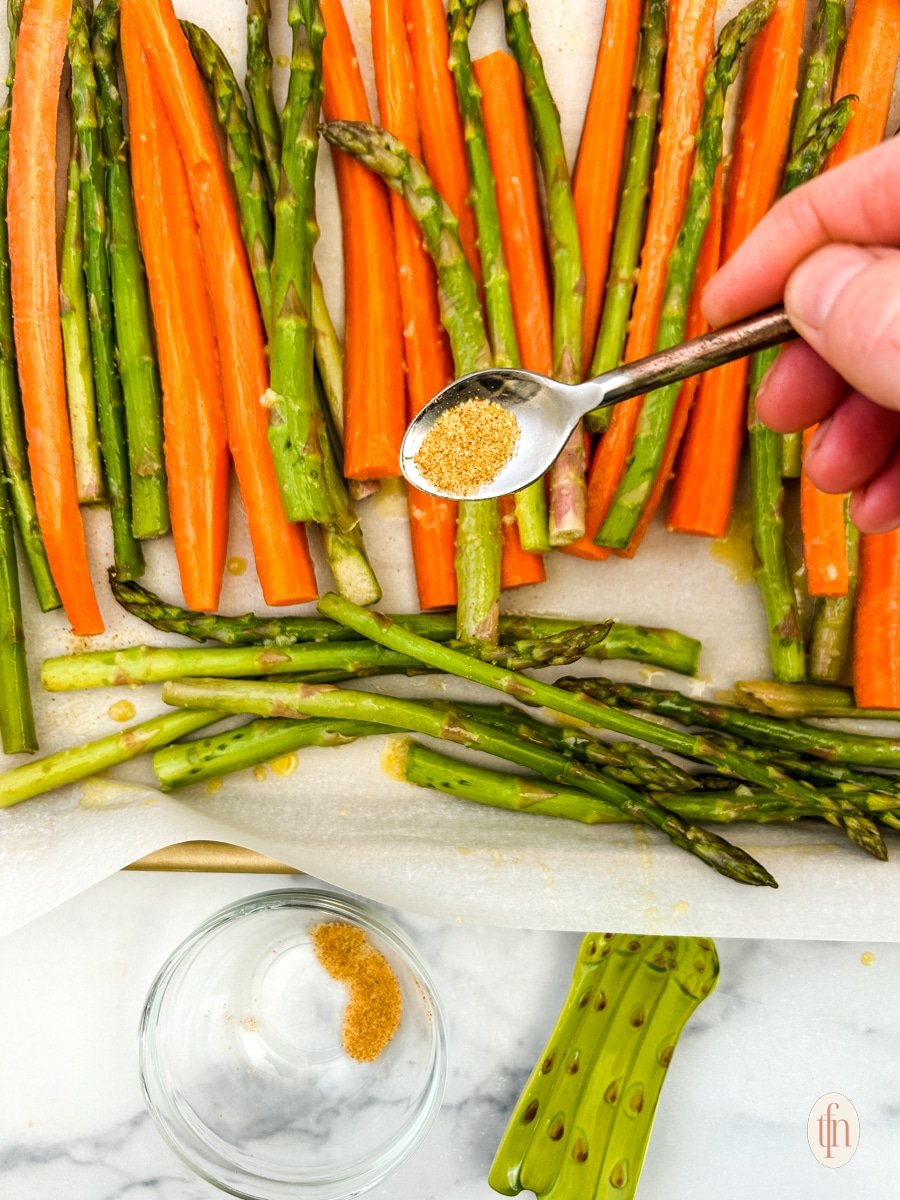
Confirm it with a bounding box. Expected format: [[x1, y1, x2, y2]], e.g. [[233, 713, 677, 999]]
[[139, 888, 448, 1200]]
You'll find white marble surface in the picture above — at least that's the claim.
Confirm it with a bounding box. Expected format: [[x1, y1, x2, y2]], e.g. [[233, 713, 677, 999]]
[[1, 872, 899, 1199]]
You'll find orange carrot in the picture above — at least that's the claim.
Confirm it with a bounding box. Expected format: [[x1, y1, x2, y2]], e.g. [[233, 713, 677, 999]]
[[475, 51, 553, 378], [321, 0, 406, 482], [798, 0, 900, 597], [667, 0, 805, 539], [121, 0, 317, 606], [370, 0, 457, 608], [123, 32, 228, 613], [404, 0, 481, 281], [475, 50, 547, 588], [854, 531, 900, 708], [566, 0, 717, 561], [618, 166, 724, 559], [7, 0, 103, 635], [573, 0, 642, 373]]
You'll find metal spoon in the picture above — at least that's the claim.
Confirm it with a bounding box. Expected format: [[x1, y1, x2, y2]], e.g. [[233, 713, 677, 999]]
[[400, 306, 795, 500]]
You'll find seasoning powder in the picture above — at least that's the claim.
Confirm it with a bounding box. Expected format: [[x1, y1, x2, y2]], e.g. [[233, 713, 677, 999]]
[[310, 922, 403, 1063], [414, 398, 519, 494]]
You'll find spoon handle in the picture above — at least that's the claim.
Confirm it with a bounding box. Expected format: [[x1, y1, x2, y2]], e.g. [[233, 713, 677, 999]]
[[596, 307, 795, 407]]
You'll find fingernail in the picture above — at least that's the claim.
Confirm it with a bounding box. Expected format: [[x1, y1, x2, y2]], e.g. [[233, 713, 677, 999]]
[[786, 251, 871, 331], [806, 416, 833, 462]]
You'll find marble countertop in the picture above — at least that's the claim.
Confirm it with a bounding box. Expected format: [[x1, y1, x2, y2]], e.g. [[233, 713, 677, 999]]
[[1, 871, 898, 1199]]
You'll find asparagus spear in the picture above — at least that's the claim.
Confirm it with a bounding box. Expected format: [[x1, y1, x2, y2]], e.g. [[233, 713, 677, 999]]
[[598, 0, 775, 549], [447, 0, 549, 552], [564, 676, 900, 771], [314, 593, 884, 858], [749, 98, 853, 681], [809, 500, 858, 683], [733, 678, 900, 720], [322, 120, 501, 643], [91, 0, 168, 541], [246, 0, 281, 196], [154, 716, 389, 789], [60, 131, 104, 505], [41, 623, 612, 690], [109, 574, 701, 674], [490, 933, 719, 1198], [67, 0, 144, 579], [0, 470, 35, 754], [584, 0, 666, 435], [162, 676, 777, 886], [0, 5, 59, 612], [0, 709, 222, 808], [502, 0, 586, 544]]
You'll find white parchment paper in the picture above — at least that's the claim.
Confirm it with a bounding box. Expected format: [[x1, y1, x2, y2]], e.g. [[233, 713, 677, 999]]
[[2, 0, 898, 942]]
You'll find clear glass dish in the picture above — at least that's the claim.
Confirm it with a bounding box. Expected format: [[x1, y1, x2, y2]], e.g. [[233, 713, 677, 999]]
[[139, 888, 448, 1199]]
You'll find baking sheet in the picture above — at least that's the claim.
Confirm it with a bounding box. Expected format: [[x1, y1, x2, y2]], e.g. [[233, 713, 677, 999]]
[[3, 0, 899, 942]]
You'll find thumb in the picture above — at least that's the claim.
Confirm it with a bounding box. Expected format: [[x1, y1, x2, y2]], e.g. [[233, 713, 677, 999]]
[[784, 243, 900, 414]]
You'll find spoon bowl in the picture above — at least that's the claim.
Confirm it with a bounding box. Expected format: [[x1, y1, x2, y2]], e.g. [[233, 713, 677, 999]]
[[400, 307, 795, 501]]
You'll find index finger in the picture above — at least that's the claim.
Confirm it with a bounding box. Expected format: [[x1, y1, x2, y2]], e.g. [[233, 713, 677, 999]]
[[702, 136, 900, 325]]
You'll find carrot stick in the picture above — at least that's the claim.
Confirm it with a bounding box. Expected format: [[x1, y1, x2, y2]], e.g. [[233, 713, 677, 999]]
[[370, 0, 457, 609], [854, 531, 900, 708], [618, 165, 724, 559], [404, 0, 481, 282], [123, 31, 228, 613], [500, 496, 546, 590], [475, 51, 552, 378], [7, 0, 102, 636], [565, 0, 717, 561], [798, 0, 900, 597], [320, 0, 405, 482], [121, 0, 317, 606], [573, 0, 642, 374], [667, 0, 805, 539]]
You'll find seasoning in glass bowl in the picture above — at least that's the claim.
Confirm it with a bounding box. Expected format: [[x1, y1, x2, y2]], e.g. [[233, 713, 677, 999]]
[[311, 920, 403, 1062], [414, 398, 519, 494]]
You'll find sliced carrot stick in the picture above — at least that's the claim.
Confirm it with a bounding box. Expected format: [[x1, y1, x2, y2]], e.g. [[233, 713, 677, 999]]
[[475, 51, 553, 378], [667, 0, 805, 539], [798, 0, 900, 598], [573, 0, 642, 374], [618, 165, 724, 558], [371, 0, 456, 608], [123, 32, 228, 613], [854, 531, 900, 708], [8, 0, 102, 635], [404, 0, 481, 281], [499, 496, 546, 590], [121, 0, 317, 606], [565, 0, 717, 561], [321, 0, 405, 482]]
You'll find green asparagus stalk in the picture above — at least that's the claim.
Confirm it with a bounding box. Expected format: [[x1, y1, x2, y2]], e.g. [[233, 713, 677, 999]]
[[154, 716, 389, 789], [0, 12, 59, 613], [809, 500, 859, 682], [447, 0, 549, 552], [110, 574, 701, 674], [92, 0, 168, 540], [322, 120, 501, 643], [0, 471, 35, 754], [502, 0, 586, 544], [60, 131, 104, 505], [41, 623, 612, 691], [563, 675, 900, 771], [598, 0, 775, 549], [315, 593, 884, 858], [246, 0, 281, 196], [584, 0, 666, 436], [783, 1, 847, 478], [749, 98, 853, 681], [490, 933, 719, 1198], [732, 678, 900, 720], [162, 676, 777, 886], [0, 709, 222, 808], [67, 0, 144, 579]]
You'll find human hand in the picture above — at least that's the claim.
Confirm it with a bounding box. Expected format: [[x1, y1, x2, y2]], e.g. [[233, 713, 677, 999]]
[[703, 136, 900, 534]]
